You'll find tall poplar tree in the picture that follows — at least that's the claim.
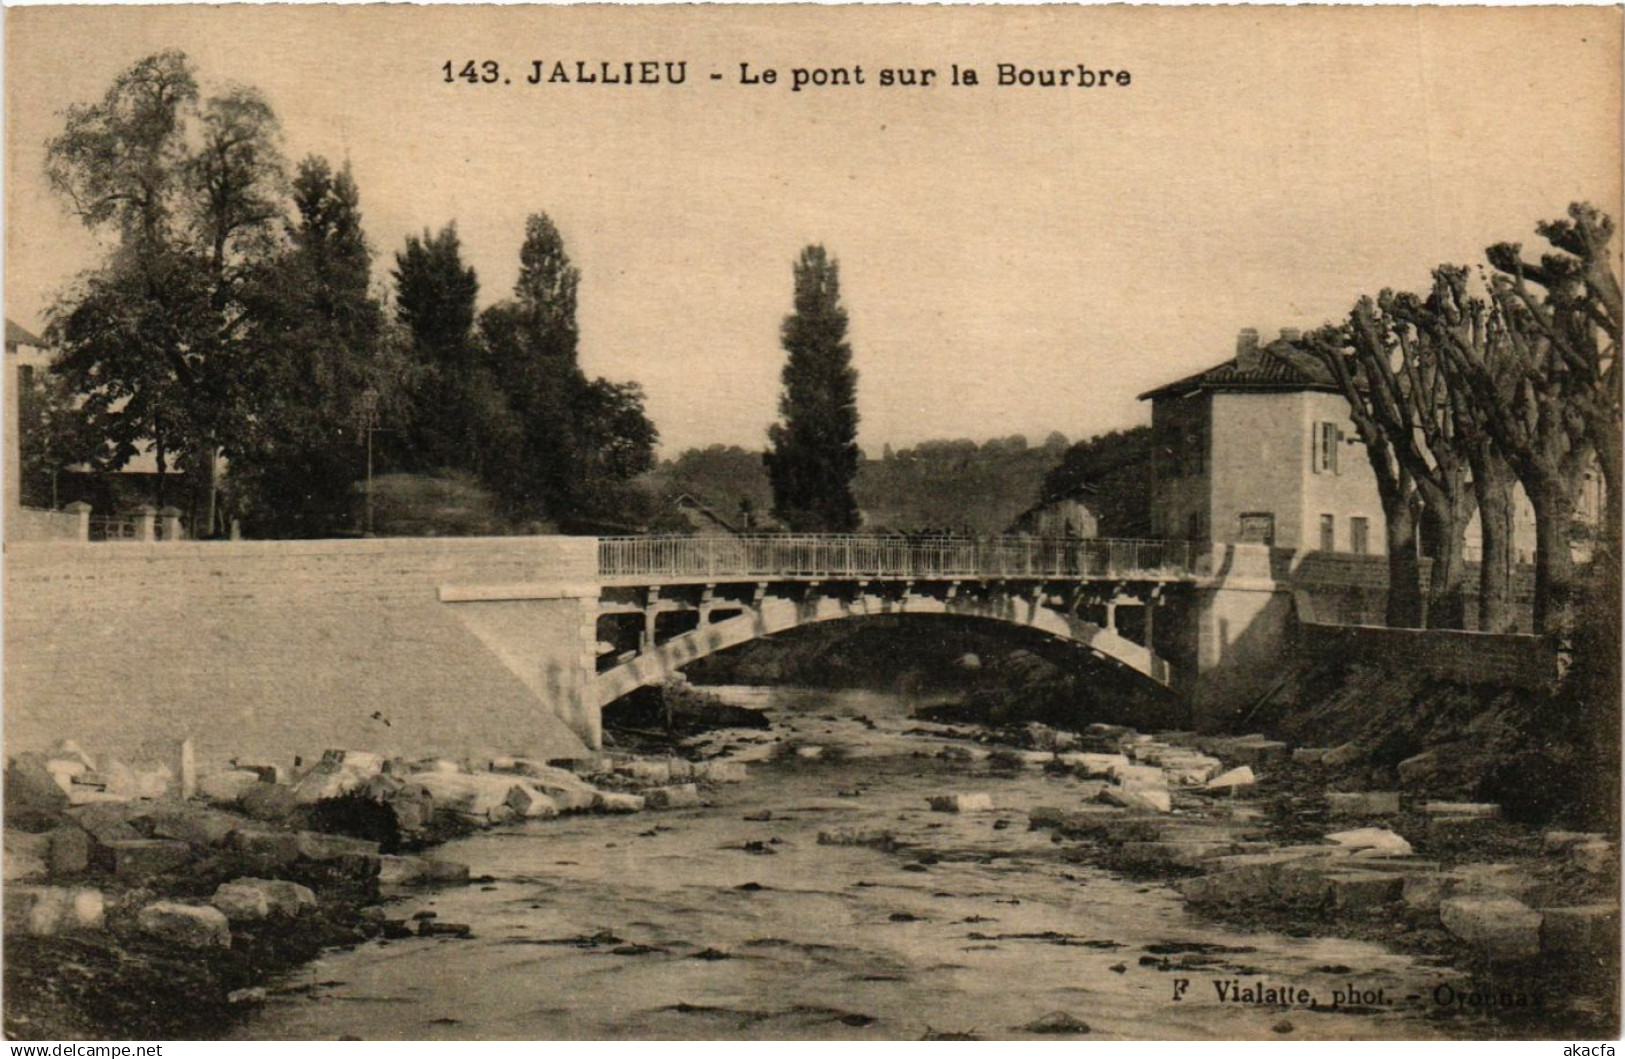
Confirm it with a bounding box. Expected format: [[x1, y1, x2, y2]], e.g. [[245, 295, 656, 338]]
[[764, 245, 861, 532]]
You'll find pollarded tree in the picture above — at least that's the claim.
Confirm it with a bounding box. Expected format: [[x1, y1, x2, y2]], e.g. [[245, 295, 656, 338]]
[[1306, 322, 1426, 628], [1485, 204, 1621, 551], [1436, 205, 1620, 636], [1396, 267, 1521, 633], [764, 245, 861, 532]]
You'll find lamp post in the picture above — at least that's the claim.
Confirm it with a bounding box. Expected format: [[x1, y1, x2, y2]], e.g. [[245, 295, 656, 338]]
[[359, 387, 379, 537]]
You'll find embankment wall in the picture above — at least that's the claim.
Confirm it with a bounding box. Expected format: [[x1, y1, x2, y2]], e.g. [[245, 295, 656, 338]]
[[4, 537, 597, 771]]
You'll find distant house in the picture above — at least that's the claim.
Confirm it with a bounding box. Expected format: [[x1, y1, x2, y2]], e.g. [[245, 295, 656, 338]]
[[1007, 484, 1100, 538], [1138, 327, 1598, 562]]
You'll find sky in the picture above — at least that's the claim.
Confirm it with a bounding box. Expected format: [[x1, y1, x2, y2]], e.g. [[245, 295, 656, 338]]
[[6, 5, 1621, 456]]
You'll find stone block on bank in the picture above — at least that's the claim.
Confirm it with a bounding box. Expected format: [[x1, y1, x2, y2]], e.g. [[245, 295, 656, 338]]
[[1162, 754, 1224, 787], [1205, 766, 1256, 791], [1057, 753, 1129, 780], [378, 854, 427, 885], [645, 784, 701, 810], [410, 758, 465, 775], [239, 783, 300, 823], [1402, 873, 1450, 914], [423, 858, 470, 884], [1423, 801, 1499, 819], [1426, 815, 1504, 840], [1107, 762, 1165, 788], [593, 792, 645, 813], [102, 838, 193, 880], [198, 770, 265, 805], [504, 785, 560, 819], [295, 831, 381, 862], [229, 829, 302, 869], [1320, 743, 1362, 769], [233, 762, 287, 785], [321, 750, 385, 775], [211, 880, 271, 921], [1540, 904, 1620, 958], [928, 793, 996, 813], [291, 762, 371, 805], [1569, 840, 1616, 875], [1327, 871, 1404, 913], [1228, 738, 1292, 767], [696, 761, 748, 784], [1292, 747, 1332, 765], [1396, 751, 1438, 786], [150, 805, 242, 848], [137, 901, 231, 949], [66, 802, 146, 843], [228, 878, 316, 917], [1542, 831, 1607, 854], [45, 758, 88, 794], [6, 885, 105, 935], [1096, 786, 1172, 814], [1440, 896, 1543, 961], [6, 753, 71, 826], [1326, 791, 1401, 817], [617, 759, 672, 783], [1325, 828, 1412, 857], [5, 830, 50, 881], [47, 825, 91, 875], [412, 772, 524, 818]]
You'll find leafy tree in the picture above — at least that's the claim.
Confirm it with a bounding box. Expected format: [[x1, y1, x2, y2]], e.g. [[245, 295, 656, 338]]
[[764, 244, 861, 531], [16, 365, 101, 508], [233, 157, 385, 537], [45, 51, 287, 532], [391, 223, 491, 473], [1039, 426, 1152, 538], [477, 213, 656, 528]]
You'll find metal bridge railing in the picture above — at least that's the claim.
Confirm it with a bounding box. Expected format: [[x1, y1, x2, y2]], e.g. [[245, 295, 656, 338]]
[[597, 534, 1199, 583]]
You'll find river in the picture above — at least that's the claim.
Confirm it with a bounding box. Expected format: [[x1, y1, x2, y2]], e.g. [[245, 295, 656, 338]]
[[236, 686, 1461, 1041]]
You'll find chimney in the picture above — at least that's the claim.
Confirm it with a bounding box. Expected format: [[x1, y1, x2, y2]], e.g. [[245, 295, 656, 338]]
[[1279, 327, 1302, 344], [1236, 328, 1261, 370]]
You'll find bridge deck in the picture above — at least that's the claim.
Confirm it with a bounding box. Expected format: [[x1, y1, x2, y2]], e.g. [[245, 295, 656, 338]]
[[598, 534, 1203, 585]]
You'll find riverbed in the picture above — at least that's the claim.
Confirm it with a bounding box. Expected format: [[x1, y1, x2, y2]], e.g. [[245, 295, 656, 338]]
[[236, 686, 1463, 1041]]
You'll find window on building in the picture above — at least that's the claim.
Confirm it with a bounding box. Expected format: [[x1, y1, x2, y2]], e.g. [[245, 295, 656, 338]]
[[1350, 516, 1370, 555], [1186, 511, 1205, 541], [1238, 512, 1275, 546], [1319, 514, 1335, 552], [1313, 421, 1340, 474]]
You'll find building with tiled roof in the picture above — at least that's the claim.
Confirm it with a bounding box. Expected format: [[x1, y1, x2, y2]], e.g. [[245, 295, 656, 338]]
[[1138, 328, 1384, 555]]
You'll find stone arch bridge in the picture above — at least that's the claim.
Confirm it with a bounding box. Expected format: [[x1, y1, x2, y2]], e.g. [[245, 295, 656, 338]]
[[439, 535, 1291, 749]]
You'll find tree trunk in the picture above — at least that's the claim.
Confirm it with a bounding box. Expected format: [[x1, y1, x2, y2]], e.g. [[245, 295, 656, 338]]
[[1422, 499, 1472, 630], [1384, 498, 1424, 629], [1593, 419, 1621, 555], [1529, 477, 1577, 638], [1472, 455, 1518, 633]]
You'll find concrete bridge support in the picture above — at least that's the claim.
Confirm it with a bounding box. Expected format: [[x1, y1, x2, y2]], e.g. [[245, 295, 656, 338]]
[[1173, 543, 1295, 729]]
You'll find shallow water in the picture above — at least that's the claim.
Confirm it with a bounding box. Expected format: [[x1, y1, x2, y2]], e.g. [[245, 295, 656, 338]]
[[238, 686, 1464, 1041]]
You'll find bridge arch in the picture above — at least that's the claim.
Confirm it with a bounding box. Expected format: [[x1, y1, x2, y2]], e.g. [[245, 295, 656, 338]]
[[593, 585, 1173, 708]]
